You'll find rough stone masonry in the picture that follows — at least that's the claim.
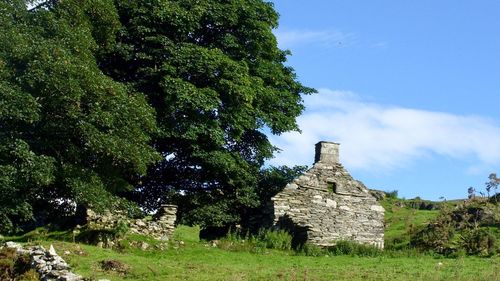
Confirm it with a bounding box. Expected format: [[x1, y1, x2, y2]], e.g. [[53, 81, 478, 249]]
[[3, 241, 83, 281], [86, 204, 177, 241], [272, 141, 385, 248]]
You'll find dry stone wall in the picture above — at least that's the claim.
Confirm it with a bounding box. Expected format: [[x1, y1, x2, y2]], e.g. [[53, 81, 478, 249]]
[[86, 204, 177, 241], [272, 142, 385, 248], [3, 242, 82, 281]]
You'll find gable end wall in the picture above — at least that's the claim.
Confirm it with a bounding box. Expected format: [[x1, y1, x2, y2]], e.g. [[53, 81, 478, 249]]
[[272, 163, 385, 248]]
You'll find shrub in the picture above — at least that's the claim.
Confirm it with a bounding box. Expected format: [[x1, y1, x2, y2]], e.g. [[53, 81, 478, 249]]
[[0, 247, 40, 280], [460, 228, 497, 257], [0, 247, 16, 280], [17, 269, 39, 281], [14, 252, 32, 274], [296, 243, 326, 257], [408, 199, 500, 256], [0, 258, 14, 280], [329, 241, 383, 257], [112, 220, 130, 239], [409, 209, 456, 254], [386, 190, 399, 199], [214, 228, 294, 253], [385, 237, 410, 251], [215, 229, 262, 253], [261, 229, 292, 251], [99, 259, 130, 275]]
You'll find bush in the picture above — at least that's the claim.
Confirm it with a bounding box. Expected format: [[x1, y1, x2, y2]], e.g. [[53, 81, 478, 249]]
[[460, 228, 497, 257], [0, 258, 14, 280], [409, 199, 500, 256], [296, 243, 326, 257], [261, 229, 292, 251], [99, 259, 130, 275], [17, 269, 39, 281], [385, 237, 410, 251], [0, 247, 16, 280], [214, 229, 262, 253], [214, 228, 294, 253], [0, 247, 40, 280], [215, 229, 385, 257], [410, 223, 455, 254], [112, 220, 130, 239], [329, 241, 383, 257], [386, 190, 399, 199]]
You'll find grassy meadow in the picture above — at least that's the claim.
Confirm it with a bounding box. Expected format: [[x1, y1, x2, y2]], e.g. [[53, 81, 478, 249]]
[[381, 197, 441, 249], [42, 237, 499, 281], [3, 198, 499, 281]]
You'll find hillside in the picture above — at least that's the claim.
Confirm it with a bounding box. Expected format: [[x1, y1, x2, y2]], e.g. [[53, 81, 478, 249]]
[[1, 197, 499, 281], [381, 197, 442, 249]]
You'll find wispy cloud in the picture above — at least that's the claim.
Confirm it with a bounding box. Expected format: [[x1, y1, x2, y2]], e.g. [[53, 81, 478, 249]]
[[269, 89, 500, 173], [371, 41, 389, 49], [274, 29, 357, 49]]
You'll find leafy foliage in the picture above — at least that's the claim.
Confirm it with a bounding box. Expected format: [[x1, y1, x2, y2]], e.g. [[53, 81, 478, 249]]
[[0, 247, 39, 280], [385, 190, 399, 199], [260, 229, 293, 251], [96, 0, 314, 227], [410, 199, 499, 256], [215, 228, 292, 253], [0, 0, 159, 233], [256, 165, 308, 202], [486, 173, 500, 203], [327, 241, 383, 257], [1, 0, 311, 232], [460, 228, 497, 257]]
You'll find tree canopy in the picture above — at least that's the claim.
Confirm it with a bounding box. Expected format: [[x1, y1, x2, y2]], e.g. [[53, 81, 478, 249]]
[[97, 0, 314, 227], [0, 0, 313, 233], [0, 0, 159, 233]]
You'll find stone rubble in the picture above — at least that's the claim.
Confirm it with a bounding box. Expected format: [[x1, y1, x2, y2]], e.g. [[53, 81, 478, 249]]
[[86, 204, 178, 241], [2, 241, 83, 281], [272, 141, 385, 248]]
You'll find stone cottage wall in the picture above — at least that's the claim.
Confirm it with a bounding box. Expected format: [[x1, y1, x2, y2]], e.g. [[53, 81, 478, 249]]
[[86, 204, 177, 241], [272, 142, 385, 248]]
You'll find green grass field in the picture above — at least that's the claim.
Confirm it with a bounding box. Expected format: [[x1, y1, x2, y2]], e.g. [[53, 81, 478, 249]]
[[8, 225, 497, 281], [381, 198, 441, 249], [4, 199, 499, 281]]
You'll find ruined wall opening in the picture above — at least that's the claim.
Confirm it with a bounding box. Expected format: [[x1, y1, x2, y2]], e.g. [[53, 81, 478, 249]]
[[327, 182, 336, 193], [276, 215, 309, 249]]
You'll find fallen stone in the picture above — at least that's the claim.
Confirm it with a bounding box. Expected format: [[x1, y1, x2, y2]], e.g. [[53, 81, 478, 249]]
[[49, 244, 57, 256], [140, 242, 150, 250], [4, 241, 22, 250]]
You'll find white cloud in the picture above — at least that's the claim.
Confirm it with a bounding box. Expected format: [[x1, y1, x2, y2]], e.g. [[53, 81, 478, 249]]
[[371, 41, 389, 49], [269, 89, 500, 173], [274, 29, 357, 49]]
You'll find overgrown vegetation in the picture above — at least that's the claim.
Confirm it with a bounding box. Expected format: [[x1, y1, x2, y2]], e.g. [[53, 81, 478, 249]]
[[381, 194, 441, 250], [0, 247, 39, 280], [213, 228, 293, 253], [410, 198, 499, 257], [214, 228, 393, 258], [380, 186, 500, 257], [4, 224, 499, 281], [2, 194, 499, 280]]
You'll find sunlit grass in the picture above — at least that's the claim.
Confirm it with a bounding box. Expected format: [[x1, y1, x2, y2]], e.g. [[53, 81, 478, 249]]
[[3, 198, 499, 281]]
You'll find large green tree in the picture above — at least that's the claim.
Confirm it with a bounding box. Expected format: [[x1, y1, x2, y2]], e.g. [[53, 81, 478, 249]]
[[0, 0, 159, 233], [98, 0, 314, 227]]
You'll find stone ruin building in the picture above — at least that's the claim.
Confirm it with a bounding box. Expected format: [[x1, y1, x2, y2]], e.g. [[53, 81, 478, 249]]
[[272, 141, 385, 248]]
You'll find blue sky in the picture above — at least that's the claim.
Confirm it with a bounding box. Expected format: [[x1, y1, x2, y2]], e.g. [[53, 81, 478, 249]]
[[267, 0, 500, 200]]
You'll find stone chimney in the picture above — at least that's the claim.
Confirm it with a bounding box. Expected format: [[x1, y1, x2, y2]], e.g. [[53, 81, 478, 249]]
[[314, 141, 340, 164]]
